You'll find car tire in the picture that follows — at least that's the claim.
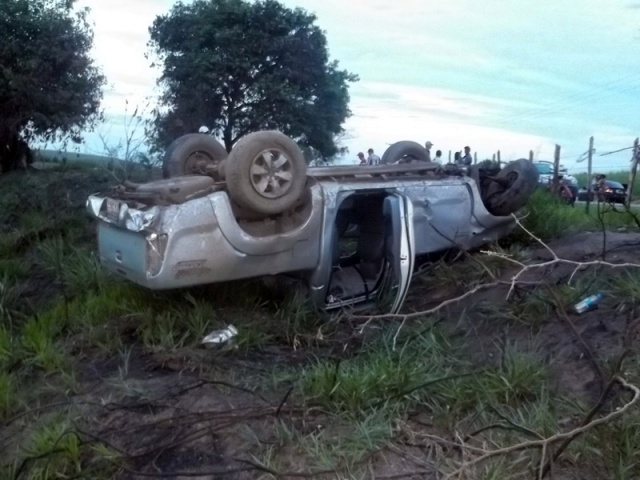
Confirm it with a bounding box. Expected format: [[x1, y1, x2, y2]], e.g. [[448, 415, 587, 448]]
[[381, 141, 430, 164], [162, 134, 228, 179], [484, 159, 540, 216], [225, 131, 307, 216]]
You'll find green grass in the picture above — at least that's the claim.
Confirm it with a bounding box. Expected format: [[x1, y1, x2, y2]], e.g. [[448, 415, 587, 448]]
[[510, 189, 639, 243], [0, 274, 25, 328], [15, 418, 83, 479], [0, 258, 28, 280], [2, 152, 640, 478], [0, 232, 21, 259], [298, 325, 548, 421]]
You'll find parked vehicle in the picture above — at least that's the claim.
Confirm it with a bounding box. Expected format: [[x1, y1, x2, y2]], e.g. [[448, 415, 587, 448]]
[[86, 131, 539, 313], [533, 161, 578, 204], [533, 161, 576, 186], [577, 179, 627, 204]]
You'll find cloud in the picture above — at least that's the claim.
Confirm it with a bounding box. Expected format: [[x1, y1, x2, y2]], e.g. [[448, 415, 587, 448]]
[[339, 81, 551, 163], [59, 0, 640, 176]]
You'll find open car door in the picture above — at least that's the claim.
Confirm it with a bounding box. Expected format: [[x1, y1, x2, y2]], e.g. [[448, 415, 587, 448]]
[[376, 193, 415, 313], [319, 191, 415, 314]]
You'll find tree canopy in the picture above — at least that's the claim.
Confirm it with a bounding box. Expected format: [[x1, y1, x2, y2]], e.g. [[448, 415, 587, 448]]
[[148, 0, 358, 160], [0, 0, 105, 171]]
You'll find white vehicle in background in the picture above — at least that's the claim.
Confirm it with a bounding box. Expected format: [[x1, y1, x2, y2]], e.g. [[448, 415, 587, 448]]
[[533, 161, 578, 187]]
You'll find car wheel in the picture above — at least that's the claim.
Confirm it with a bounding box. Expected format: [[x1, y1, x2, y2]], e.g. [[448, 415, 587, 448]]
[[484, 159, 540, 216], [163, 134, 228, 179], [381, 141, 430, 164], [225, 131, 307, 216]]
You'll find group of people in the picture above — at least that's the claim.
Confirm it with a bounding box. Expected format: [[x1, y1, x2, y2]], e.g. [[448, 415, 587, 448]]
[[357, 148, 381, 166], [423, 141, 474, 166], [356, 142, 473, 166]]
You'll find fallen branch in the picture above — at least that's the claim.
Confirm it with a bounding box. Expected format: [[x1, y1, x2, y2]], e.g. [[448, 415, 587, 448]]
[[443, 376, 639, 479]]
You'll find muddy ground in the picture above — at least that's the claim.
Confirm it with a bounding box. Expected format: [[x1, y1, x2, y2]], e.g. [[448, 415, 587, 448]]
[[2, 166, 640, 479]]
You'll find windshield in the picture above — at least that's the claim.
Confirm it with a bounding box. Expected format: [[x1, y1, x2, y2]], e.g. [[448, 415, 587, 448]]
[[534, 163, 554, 174]]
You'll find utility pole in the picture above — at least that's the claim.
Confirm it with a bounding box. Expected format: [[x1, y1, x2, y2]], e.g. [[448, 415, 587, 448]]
[[552, 144, 561, 194], [626, 137, 639, 208], [586, 136, 594, 214]]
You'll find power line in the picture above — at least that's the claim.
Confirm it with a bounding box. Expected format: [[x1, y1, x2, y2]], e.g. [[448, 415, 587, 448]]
[[599, 145, 636, 157]]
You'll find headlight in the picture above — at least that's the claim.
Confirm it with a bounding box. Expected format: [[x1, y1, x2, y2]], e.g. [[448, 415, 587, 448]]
[[146, 232, 168, 277], [125, 207, 159, 232]]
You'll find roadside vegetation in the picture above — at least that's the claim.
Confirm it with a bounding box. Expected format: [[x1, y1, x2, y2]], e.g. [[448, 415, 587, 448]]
[[2, 162, 640, 479], [512, 188, 639, 244]]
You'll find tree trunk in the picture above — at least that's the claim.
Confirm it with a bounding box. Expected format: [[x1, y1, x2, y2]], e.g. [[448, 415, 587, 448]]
[[0, 130, 33, 173], [223, 124, 233, 153]]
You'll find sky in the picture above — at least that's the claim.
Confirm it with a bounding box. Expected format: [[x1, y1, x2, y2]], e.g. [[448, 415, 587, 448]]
[[69, 0, 640, 173]]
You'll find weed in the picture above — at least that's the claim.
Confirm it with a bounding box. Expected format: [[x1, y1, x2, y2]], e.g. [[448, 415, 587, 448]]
[[515, 190, 592, 243], [0, 258, 28, 280], [300, 328, 451, 416], [0, 274, 25, 328], [184, 294, 217, 341], [477, 293, 552, 327], [509, 189, 638, 246], [37, 235, 66, 276], [0, 325, 13, 366], [138, 311, 188, 352], [607, 268, 640, 305], [0, 232, 20, 259], [0, 371, 17, 419], [476, 458, 515, 480], [293, 412, 392, 473], [275, 292, 325, 346], [19, 210, 51, 235], [483, 343, 549, 404], [20, 419, 82, 479], [64, 248, 109, 296], [570, 412, 640, 480], [21, 315, 69, 373]]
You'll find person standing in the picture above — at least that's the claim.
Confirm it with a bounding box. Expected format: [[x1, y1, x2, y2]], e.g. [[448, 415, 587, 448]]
[[424, 141, 434, 162], [434, 149, 443, 164], [461, 146, 473, 166], [367, 148, 381, 166]]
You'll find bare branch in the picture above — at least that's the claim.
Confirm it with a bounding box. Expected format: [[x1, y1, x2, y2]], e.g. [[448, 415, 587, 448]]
[[443, 376, 639, 479]]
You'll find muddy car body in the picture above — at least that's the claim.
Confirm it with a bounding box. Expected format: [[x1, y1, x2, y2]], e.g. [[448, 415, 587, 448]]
[[86, 132, 539, 313]]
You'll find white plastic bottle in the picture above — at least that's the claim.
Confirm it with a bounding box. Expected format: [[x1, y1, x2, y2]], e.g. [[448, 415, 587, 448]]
[[574, 293, 603, 314]]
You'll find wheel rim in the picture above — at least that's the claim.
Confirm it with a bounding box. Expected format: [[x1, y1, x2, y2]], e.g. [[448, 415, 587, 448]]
[[184, 150, 216, 173], [505, 171, 519, 184], [249, 149, 294, 199]]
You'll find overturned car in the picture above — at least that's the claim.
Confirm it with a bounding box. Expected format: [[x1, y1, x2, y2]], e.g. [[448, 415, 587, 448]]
[[86, 132, 539, 313]]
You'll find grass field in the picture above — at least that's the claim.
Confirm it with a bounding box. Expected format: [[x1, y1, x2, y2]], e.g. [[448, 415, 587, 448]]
[[2, 162, 640, 478], [34, 149, 113, 166]]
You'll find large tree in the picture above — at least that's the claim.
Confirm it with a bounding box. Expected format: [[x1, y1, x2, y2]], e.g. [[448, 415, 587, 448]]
[[148, 0, 358, 159], [0, 0, 105, 172]]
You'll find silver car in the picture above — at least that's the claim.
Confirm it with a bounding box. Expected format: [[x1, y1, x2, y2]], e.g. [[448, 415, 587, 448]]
[[86, 132, 539, 313]]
